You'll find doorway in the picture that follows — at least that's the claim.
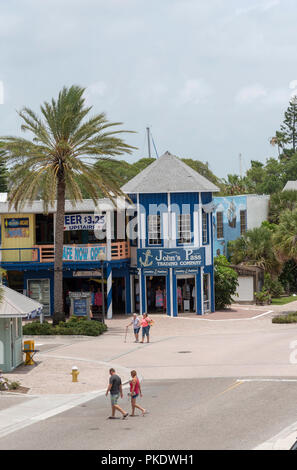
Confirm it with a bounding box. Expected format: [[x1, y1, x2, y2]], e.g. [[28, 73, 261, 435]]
[[176, 275, 196, 313], [112, 277, 126, 314], [146, 276, 167, 314]]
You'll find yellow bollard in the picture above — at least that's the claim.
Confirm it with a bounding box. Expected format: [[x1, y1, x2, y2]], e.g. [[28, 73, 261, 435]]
[[71, 366, 79, 382]]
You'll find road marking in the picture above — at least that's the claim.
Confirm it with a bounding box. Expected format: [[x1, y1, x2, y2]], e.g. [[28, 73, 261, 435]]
[[237, 378, 297, 383], [217, 380, 244, 397], [172, 310, 273, 321]]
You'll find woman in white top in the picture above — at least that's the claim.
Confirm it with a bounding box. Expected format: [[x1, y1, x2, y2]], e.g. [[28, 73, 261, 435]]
[[126, 314, 141, 342]]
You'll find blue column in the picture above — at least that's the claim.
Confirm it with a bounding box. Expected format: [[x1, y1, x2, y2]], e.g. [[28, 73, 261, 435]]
[[125, 271, 131, 315], [172, 269, 178, 317], [166, 270, 171, 316], [210, 265, 215, 312], [141, 271, 146, 314], [196, 269, 202, 315]]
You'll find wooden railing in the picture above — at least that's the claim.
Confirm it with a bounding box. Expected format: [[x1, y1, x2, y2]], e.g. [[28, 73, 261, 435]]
[[31, 242, 130, 263]]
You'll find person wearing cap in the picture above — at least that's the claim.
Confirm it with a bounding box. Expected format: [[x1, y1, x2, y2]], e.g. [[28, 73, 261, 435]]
[[126, 313, 141, 343]]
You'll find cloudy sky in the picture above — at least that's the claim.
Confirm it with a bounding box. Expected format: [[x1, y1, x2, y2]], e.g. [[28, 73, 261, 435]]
[[0, 0, 296, 178]]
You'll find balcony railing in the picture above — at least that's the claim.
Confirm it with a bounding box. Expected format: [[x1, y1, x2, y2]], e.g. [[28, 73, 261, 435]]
[[0, 242, 130, 263]]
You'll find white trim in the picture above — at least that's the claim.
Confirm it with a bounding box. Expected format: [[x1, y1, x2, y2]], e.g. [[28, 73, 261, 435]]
[[170, 268, 173, 317], [130, 275, 134, 313], [198, 193, 203, 247], [137, 193, 140, 249], [194, 211, 199, 247], [138, 269, 143, 315]]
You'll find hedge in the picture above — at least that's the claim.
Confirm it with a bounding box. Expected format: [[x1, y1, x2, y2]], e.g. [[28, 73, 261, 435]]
[[23, 316, 107, 336]]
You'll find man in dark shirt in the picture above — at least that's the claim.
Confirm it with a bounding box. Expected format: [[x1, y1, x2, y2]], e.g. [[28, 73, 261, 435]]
[[105, 368, 128, 419]]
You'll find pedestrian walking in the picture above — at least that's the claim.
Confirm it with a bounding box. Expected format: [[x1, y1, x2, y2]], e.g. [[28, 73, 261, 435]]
[[105, 368, 128, 420], [140, 313, 153, 343], [129, 370, 147, 417], [0, 369, 8, 390], [126, 313, 141, 342]]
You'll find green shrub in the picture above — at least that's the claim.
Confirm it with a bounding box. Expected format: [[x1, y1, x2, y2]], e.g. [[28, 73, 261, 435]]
[[255, 289, 271, 305], [23, 318, 107, 336], [263, 273, 285, 298], [214, 255, 239, 309], [23, 321, 54, 336], [272, 312, 297, 323], [8, 381, 21, 390]]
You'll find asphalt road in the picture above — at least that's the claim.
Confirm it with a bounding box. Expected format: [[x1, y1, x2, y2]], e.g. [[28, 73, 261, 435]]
[[1, 377, 297, 450]]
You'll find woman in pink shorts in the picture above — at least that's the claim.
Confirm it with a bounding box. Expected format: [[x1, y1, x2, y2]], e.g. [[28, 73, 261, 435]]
[[129, 370, 147, 417]]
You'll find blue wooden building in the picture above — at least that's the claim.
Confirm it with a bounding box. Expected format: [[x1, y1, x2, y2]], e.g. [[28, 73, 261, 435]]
[[122, 151, 219, 316]]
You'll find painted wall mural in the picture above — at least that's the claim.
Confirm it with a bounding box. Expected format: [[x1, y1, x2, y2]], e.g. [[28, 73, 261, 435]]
[[213, 196, 247, 257]]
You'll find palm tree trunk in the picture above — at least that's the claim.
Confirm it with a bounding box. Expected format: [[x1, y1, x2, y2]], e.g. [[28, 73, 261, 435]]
[[53, 177, 66, 325]]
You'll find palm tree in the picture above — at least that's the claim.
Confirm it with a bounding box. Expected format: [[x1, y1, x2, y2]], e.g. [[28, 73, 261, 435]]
[[273, 209, 297, 263], [229, 225, 280, 274], [0, 85, 135, 324]]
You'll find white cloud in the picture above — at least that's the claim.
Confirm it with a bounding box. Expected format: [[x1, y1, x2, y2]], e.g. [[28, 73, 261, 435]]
[[84, 81, 108, 106], [176, 79, 212, 105], [235, 84, 267, 104], [235, 83, 291, 107]]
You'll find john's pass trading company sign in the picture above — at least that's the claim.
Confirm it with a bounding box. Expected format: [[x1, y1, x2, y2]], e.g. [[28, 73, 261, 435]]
[[137, 247, 205, 269]]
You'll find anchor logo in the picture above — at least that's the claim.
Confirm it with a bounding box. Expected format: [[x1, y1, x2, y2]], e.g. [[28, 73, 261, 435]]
[[139, 249, 153, 267]]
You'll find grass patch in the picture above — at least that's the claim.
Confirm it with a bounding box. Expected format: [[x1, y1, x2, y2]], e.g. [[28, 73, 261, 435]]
[[272, 312, 297, 323], [271, 296, 297, 305]]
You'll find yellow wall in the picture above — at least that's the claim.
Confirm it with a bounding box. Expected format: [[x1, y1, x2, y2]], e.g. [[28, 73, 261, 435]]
[[1, 214, 36, 262]]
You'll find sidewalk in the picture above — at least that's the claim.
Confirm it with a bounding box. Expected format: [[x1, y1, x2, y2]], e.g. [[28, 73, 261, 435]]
[[3, 301, 295, 395], [1, 302, 297, 443]]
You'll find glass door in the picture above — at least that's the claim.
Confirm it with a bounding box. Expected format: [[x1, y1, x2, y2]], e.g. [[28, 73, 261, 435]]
[[203, 274, 210, 312]]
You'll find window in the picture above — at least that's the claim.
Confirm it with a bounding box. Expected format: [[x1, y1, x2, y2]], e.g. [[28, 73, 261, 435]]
[[203, 274, 210, 312], [202, 211, 208, 244], [148, 214, 161, 245], [216, 212, 224, 239], [27, 279, 50, 316], [240, 210, 247, 235], [177, 214, 191, 244]]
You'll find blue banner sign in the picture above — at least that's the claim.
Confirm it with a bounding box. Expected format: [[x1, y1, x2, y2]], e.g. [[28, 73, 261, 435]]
[[63, 245, 106, 262], [73, 298, 88, 316], [137, 247, 205, 269]]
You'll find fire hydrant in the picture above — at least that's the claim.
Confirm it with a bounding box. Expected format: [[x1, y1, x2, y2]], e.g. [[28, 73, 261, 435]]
[[71, 366, 79, 382]]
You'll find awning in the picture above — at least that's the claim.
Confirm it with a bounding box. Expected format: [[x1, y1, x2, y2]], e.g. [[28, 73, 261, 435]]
[[0, 285, 43, 318]]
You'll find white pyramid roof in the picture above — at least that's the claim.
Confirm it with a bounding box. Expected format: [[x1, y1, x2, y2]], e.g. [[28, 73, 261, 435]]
[[121, 151, 219, 194]]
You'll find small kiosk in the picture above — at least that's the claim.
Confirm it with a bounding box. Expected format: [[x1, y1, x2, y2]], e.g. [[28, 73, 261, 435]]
[[0, 286, 43, 373]]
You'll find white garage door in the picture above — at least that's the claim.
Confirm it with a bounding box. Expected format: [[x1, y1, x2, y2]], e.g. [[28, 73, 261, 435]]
[[236, 276, 254, 302]]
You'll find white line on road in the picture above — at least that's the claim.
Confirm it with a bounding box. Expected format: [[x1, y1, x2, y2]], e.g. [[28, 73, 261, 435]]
[[237, 378, 297, 383], [172, 310, 274, 321]]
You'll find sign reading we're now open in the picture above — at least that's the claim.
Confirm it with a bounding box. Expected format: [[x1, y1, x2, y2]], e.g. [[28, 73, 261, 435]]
[[62, 245, 106, 262]]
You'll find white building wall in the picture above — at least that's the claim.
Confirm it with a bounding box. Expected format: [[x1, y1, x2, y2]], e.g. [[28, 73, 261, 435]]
[[246, 195, 270, 230], [236, 276, 254, 302]]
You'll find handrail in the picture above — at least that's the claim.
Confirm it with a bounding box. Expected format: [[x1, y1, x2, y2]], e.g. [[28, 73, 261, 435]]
[[0, 242, 130, 263]]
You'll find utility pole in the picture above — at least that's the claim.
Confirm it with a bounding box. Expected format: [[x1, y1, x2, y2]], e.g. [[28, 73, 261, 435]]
[[146, 127, 151, 158], [239, 153, 243, 178]]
